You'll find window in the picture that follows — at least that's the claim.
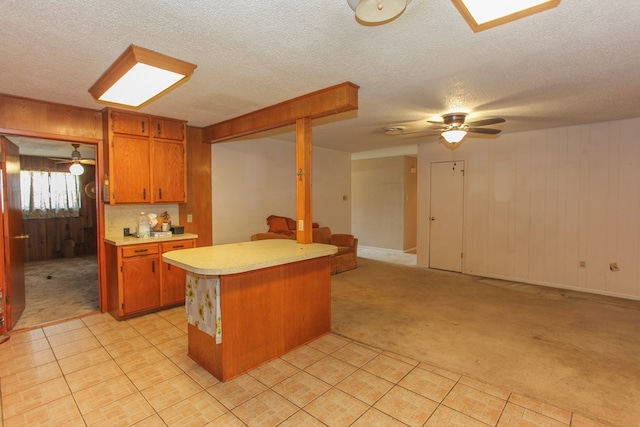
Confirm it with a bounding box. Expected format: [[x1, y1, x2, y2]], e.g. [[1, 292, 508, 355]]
[[20, 171, 82, 219]]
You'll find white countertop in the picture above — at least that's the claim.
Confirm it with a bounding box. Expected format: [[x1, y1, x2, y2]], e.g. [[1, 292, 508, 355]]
[[162, 239, 337, 275], [104, 233, 198, 246]]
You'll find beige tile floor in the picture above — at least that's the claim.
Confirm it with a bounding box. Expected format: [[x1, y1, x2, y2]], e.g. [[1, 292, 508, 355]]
[[1, 307, 612, 427]]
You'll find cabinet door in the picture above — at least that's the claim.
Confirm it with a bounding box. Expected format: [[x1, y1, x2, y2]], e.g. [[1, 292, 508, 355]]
[[151, 118, 184, 141], [121, 254, 160, 314], [161, 240, 195, 306], [152, 139, 186, 203], [111, 110, 149, 137], [111, 135, 151, 203]]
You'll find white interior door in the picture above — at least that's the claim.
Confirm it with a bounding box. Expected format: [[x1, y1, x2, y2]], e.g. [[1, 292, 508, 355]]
[[429, 161, 464, 272]]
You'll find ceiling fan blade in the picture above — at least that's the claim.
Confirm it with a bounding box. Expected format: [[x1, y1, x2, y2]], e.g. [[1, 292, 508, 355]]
[[427, 120, 444, 125], [79, 159, 96, 165], [466, 118, 505, 127], [48, 157, 72, 163], [468, 127, 501, 135]]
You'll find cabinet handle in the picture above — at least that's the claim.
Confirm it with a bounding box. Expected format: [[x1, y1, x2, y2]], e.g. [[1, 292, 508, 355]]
[[157, 123, 161, 135], [172, 245, 184, 249], [141, 121, 145, 134], [158, 188, 162, 199], [143, 188, 146, 200], [134, 249, 148, 253], [152, 260, 155, 273]]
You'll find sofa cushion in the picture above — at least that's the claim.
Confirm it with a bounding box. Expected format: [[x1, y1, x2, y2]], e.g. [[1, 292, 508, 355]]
[[267, 215, 295, 236], [331, 234, 355, 247], [312, 227, 332, 244]]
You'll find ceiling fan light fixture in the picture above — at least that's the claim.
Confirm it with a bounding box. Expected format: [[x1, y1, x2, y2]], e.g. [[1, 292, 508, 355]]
[[69, 162, 84, 176], [442, 129, 467, 144], [451, 0, 560, 32], [89, 45, 197, 108], [347, 0, 412, 24]]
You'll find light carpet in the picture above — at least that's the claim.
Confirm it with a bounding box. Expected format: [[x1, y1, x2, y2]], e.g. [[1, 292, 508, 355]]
[[13, 256, 99, 330], [331, 256, 640, 427]]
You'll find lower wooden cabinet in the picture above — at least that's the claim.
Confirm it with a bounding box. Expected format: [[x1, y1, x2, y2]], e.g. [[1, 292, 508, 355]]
[[105, 238, 195, 319], [161, 240, 195, 306]]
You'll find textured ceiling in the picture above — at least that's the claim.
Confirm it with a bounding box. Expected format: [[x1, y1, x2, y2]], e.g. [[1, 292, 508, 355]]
[[2, 1, 640, 157]]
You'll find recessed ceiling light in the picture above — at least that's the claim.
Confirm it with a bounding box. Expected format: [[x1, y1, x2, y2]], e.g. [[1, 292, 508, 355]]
[[384, 126, 406, 135], [451, 0, 560, 32], [89, 45, 197, 108]]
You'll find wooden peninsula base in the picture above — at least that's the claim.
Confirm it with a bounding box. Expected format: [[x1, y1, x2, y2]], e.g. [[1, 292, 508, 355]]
[[162, 240, 337, 382]]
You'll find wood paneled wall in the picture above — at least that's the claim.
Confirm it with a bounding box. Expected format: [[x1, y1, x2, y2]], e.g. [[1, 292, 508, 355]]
[[20, 156, 97, 261], [417, 117, 640, 300], [0, 94, 102, 141], [180, 126, 212, 247]]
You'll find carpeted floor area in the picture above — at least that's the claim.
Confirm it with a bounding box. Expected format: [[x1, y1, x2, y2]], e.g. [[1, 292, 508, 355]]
[[332, 255, 640, 427], [13, 256, 99, 330]]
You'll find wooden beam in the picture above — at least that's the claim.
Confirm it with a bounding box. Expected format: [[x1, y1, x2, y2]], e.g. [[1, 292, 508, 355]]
[[204, 82, 359, 144], [296, 117, 313, 244]]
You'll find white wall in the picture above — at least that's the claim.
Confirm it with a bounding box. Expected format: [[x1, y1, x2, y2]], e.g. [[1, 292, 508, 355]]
[[352, 156, 417, 251], [417, 117, 640, 300], [211, 137, 351, 244]]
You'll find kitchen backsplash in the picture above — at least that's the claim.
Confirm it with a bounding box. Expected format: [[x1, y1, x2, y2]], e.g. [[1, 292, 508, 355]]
[[104, 204, 180, 237]]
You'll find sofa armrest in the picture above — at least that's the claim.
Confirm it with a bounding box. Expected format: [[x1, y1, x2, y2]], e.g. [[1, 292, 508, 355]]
[[331, 233, 356, 248]]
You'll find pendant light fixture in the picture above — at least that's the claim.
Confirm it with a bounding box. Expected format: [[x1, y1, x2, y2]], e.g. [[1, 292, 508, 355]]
[[347, 0, 412, 25], [89, 45, 197, 108], [69, 144, 84, 175]]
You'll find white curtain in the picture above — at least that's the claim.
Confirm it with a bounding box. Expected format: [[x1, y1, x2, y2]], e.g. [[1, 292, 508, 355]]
[[20, 171, 81, 219]]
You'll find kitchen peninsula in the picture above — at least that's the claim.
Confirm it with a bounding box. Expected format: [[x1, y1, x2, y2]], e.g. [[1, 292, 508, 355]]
[[162, 239, 337, 381]]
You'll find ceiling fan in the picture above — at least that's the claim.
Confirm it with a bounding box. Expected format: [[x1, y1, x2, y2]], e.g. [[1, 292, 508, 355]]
[[48, 143, 95, 175], [387, 112, 506, 150], [48, 143, 96, 166], [429, 113, 505, 148]]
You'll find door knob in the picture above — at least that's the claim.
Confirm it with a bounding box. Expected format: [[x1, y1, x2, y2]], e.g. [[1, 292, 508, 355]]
[[430, 217, 436, 221]]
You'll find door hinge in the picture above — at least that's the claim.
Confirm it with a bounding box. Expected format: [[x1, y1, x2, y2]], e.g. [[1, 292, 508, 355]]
[[5, 295, 9, 305], [461, 252, 464, 259], [121, 303, 124, 309]]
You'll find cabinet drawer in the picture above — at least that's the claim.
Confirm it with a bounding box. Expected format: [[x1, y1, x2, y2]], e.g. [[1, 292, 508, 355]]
[[121, 244, 159, 258], [162, 240, 194, 252]]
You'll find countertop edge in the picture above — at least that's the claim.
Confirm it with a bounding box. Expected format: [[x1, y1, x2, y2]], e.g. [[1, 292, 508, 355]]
[[162, 240, 337, 275], [105, 233, 199, 246]]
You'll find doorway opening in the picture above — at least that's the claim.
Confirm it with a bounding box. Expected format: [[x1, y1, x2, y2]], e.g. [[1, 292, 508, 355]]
[[5, 136, 99, 330]]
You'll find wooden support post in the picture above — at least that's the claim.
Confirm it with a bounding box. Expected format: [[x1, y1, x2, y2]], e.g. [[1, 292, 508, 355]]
[[296, 117, 313, 244]]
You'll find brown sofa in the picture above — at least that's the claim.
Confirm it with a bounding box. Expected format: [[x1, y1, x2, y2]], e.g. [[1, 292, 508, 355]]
[[250, 216, 358, 274]]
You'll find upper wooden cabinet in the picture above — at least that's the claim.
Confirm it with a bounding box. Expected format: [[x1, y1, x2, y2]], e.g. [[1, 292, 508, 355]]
[[111, 110, 149, 137], [105, 108, 187, 204], [152, 118, 184, 141]]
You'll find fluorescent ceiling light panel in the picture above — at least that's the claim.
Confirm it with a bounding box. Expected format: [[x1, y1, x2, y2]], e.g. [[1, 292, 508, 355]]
[[89, 45, 196, 108], [451, 0, 560, 32]]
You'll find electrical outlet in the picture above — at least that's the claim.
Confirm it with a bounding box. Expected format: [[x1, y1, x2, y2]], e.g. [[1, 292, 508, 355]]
[[298, 220, 304, 231], [609, 262, 620, 272], [187, 214, 193, 223]]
